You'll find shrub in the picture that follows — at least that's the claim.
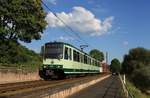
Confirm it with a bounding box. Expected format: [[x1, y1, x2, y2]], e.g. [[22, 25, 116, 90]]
[[122, 47, 150, 74], [0, 40, 42, 69], [132, 66, 150, 92]]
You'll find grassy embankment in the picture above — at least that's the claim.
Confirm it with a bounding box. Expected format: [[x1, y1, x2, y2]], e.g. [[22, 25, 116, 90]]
[[126, 80, 150, 98], [0, 40, 42, 72]]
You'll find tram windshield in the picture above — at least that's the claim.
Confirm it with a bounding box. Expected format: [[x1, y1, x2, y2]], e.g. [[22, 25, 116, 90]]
[[44, 43, 63, 59]]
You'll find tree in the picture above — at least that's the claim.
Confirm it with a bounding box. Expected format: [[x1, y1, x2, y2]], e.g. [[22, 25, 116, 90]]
[[0, 0, 47, 43], [110, 58, 121, 73], [132, 66, 150, 92], [122, 47, 150, 74], [121, 47, 150, 92], [0, 40, 42, 64], [89, 49, 104, 61]]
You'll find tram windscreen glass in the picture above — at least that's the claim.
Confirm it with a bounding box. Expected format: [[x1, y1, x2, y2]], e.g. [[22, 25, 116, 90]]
[[45, 43, 63, 59]]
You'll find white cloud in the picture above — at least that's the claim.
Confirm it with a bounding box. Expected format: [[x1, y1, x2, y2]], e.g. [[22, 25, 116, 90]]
[[45, 6, 114, 36], [57, 36, 75, 41]]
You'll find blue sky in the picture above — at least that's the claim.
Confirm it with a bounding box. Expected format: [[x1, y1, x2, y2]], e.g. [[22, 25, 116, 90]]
[[22, 0, 150, 63]]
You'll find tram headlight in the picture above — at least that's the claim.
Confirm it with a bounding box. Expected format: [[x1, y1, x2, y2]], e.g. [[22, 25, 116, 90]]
[[43, 65, 47, 68]]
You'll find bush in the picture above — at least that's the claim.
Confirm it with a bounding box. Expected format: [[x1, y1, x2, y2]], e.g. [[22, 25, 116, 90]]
[[0, 40, 42, 69], [132, 66, 150, 92], [122, 47, 150, 74]]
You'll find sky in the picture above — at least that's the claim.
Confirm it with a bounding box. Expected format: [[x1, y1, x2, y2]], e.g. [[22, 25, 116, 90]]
[[22, 0, 150, 63]]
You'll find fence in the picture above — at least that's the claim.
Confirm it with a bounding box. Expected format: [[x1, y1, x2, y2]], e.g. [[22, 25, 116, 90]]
[[119, 74, 134, 98]]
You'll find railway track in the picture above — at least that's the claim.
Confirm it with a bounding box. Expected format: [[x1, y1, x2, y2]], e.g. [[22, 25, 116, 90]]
[[0, 75, 105, 98], [0, 80, 62, 94]]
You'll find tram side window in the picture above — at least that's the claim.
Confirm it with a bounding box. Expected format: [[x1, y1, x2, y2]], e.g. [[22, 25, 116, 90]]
[[79, 54, 81, 62], [73, 50, 76, 61], [89, 58, 91, 65], [92, 60, 94, 65], [82, 55, 84, 63], [84, 55, 87, 64], [69, 48, 72, 60], [86, 56, 88, 64], [73, 50, 77, 62], [77, 52, 80, 62], [81, 54, 84, 63], [73, 50, 80, 62], [64, 47, 68, 60], [87, 57, 89, 64], [84, 55, 86, 64]]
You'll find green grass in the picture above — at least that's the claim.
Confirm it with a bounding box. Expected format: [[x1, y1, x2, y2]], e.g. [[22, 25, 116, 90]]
[[126, 80, 150, 98]]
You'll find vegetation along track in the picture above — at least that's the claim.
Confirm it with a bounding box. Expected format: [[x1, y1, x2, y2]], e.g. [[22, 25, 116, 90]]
[[0, 74, 106, 98]]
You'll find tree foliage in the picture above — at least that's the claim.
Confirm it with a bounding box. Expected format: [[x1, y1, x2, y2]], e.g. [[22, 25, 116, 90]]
[[0, 0, 47, 43], [132, 66, 150, 92], [122, 47, 150, 74], [110, 58, 121, 73], [122, 47, 150, 92], [89, 49, 104, 61], [0, 40, 42, 67]]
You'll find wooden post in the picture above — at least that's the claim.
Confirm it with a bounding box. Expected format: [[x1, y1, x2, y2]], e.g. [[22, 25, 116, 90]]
[[123, 74, 126, 84]]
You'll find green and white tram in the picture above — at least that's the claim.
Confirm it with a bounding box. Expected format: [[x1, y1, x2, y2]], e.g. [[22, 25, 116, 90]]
[[39, 42, 102, 79]]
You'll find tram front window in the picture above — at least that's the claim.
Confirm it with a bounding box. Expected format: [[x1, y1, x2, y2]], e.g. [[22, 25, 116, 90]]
[[45, 43, 63, 59]]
